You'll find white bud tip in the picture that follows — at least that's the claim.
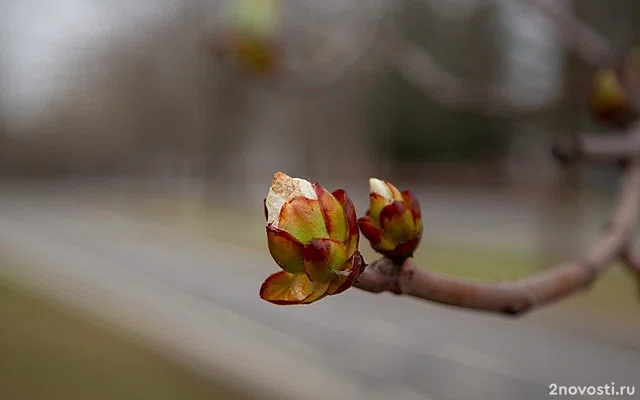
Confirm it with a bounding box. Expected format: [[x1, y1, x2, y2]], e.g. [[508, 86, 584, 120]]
[[369, 177, 393, 201], [265, 172, 316, 227]]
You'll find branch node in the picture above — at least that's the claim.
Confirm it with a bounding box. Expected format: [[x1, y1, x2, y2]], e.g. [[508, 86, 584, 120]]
[[500, 304, 530, 317], [552, 135, 582, 165], [354, 162, 640, 315]]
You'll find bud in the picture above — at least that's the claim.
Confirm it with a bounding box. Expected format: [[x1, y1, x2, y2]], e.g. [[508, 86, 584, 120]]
[[358, 178, 422, 259], [260, 172, 364, 305], [589, 68, 631, 128], [212, 0, 283, 76]]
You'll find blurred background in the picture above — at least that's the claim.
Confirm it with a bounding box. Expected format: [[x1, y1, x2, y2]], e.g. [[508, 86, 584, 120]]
[[1, 1, 639, 399]]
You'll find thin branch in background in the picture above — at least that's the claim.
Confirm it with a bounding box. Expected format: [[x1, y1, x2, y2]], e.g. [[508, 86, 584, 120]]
[[522, 0, 618, 66], [523, 1, 640, 118], [255, 0, 398, 92], [388, 31, 549, 116], [552, 129, 640, 164], [384, 1, 609, 117], [354, 156, 640, 315], [263, 1, 560, 114], [579, 133, 640, 161], [386, 0, 626, 115], [220, 0, 619, 116], [620, 246, 640, 298]]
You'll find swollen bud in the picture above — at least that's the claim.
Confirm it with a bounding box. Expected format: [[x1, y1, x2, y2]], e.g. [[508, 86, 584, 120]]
[[212, 0, 283, 76], [260, 172, 364, 305], [358, 178, 423, 260], [589, 69, 629, 128]]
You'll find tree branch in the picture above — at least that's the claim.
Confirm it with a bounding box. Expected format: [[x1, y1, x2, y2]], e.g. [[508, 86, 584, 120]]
[[388, 27, 560, 116], [386, 0, 623, 114], [620, 246, 640, 298], [354, 160, 640, 315], [384, 3, 608, 117], [216, 0, 621, 115], [220, 0, 399, 93], [522, 0, 618, 66], [552, 130, 640, 163]]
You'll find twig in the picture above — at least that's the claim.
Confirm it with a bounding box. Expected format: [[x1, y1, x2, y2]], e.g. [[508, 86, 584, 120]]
[[355, 160, 640, 315], [522, 0, 618, 66], [620, 246, 640, 274], [214, 0, 620, 115], [388, 29, 557, 116], [388, 0, 621, 114], [552, 130, 640, 164], [619, 245, 640, 298], [252, 0, 397, 92]]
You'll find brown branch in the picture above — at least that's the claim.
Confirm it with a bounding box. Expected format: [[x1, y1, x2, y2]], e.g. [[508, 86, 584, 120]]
[[620, 246, 640, 274], [522, 0, 618, 67], [354, 161, 640, 315], [552, 130, 640, 163], [579, 134, 640, 160], [620, 246, 640, 298]]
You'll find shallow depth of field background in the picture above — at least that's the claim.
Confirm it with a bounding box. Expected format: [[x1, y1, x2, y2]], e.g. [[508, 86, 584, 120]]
[[1, 1, 639, 399]]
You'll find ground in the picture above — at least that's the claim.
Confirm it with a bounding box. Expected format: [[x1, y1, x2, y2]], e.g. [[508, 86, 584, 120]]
[[0, 275, 246, 400]]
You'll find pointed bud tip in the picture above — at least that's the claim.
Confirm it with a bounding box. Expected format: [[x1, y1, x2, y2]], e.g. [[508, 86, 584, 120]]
[[369, 177, 393, 201], [266, 172, 317, 227]]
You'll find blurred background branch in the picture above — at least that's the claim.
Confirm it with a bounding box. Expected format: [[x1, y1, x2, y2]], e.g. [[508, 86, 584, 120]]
[[521, 0, 618, 66]]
